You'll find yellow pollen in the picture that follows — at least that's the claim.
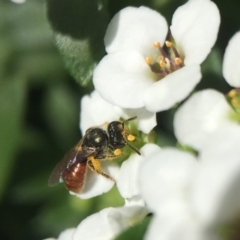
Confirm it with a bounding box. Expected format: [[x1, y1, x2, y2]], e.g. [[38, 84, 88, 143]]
[[153, 42, 160, 48], [228, 89, 237, 98], [157, 55, 164, 62], [165, 41, 173, 47], [114, 148, 122, 156], [127, 134, 135, 142], [175, 58, 182, 65], [231, 97, 240, 108], [145, 57, 152, 65], [159, 59, 166, 68]]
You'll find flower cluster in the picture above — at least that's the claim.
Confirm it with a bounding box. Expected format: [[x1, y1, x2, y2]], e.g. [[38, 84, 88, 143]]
[[47, 0, 240, 239]]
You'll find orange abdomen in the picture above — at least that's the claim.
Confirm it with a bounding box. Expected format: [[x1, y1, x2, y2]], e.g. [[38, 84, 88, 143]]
[[62, 162, 87, 193]]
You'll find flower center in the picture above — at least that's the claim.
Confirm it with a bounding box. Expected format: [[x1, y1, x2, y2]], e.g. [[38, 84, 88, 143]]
[[227, 89, 240, 112], [227, 88, 240, 123], [145, 40, 184, 79]]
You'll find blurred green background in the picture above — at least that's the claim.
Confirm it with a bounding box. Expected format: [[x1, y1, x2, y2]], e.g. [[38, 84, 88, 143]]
[[0, 0, 239, 239]]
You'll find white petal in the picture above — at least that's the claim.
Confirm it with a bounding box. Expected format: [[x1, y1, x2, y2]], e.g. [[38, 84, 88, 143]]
[[139, 148, 198, 212], [58, 228, 76, 240], [144, 65, 201, 112], [117, 153, 143, 200], [80, 91, 156, 134], [144, 214, 216, 240], [73, 208, 114, 240], [171, 0, 220, 65], [222, 31, 240, 87], [114, 107, 157, 134], [10, 0, 26, 4], [105, 6, 168, 57], [44, 228, 76, 240], [93, 51, 155, 109], [80, 91, 120, 134], [117, 144, 161, 201], [107, 205, 148, 234], [124, 195, 146, 207], [73, 206, 147, 240], [174, 89, 235, 151], [192, 125, 240, 225], [72, 162, 119, 199]]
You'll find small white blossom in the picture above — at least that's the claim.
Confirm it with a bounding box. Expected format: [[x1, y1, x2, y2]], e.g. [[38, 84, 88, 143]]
[[80, 91, 120, 134], [47, 205, 147, 240], [139, 147, 201, 240], [144, 214, 213, 240], [117, 144, 161, 206], [174, 89, 236, 151], [192, 125, 240, 225], [139, 125, 240, 240], [174, 32, 240, 151], [71, 161, 120, 199], [72, 205, 148, 240], [80, 90, 156, 134], [75, 90, 156, 199], [139, 148, 198, 214], [44, 228, 76, 240], [223, 31, 240, 87], [93, 0, 220, 112]]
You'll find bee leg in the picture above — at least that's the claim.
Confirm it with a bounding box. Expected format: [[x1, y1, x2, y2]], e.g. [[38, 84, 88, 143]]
[[104, 148, 122, 160], [87, 156, 115, 183]]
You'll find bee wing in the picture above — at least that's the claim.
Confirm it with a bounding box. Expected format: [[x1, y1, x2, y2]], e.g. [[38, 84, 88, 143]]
[[48, 146, 94, 187]]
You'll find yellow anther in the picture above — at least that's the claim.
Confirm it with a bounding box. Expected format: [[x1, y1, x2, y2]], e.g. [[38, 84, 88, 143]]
[[145, 57, 152, 65], [228, 89, 237, 98], [114, 148, 122, 156], [231, 97, 240, 108], [165, 41, 173, 47], [175, 57, 183, 65], [127, 134, 135, 142], [153, 42, 161, 48], [157, 55, 164, 62], [159, 59, 166, 68]]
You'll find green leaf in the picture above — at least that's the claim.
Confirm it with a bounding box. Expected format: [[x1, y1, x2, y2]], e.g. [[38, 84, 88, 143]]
[[114, 217, 151, 240], [0, 78, 26, 200], [54, 34, 98, 86], [46, 0, 109, 86]]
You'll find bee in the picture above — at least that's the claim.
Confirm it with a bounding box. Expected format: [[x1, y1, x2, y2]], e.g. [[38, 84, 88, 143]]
[[48, 117, 140, 193]]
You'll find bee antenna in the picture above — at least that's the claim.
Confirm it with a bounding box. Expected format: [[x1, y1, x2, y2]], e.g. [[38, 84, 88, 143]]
[[122, 116, 141, 155], [125, 141, 141, 155], [122, 116, 137, 124]]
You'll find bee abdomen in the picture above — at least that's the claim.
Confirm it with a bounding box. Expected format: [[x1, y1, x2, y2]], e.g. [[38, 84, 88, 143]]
[[62, 162, 87, 193]]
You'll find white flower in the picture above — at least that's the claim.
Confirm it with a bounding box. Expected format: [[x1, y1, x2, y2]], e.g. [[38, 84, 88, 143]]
[[139, 147, 201, 240], [139, 125, 240, 240], [192, 125, 240, 225], [116, 143, 161, 206], [80, 90, 156, 134], [44, 228, 76, 240], [93, 0, 220, 112], [46, 205, 147, 240], [47, 206, 147, 240], [174, 89, 236, 151], [139, 148, 198, 214], [72, 205, 148, 240], [223, 31, 240, 87], [75, 91, 156, 199], [71, 161, 120, 199]]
